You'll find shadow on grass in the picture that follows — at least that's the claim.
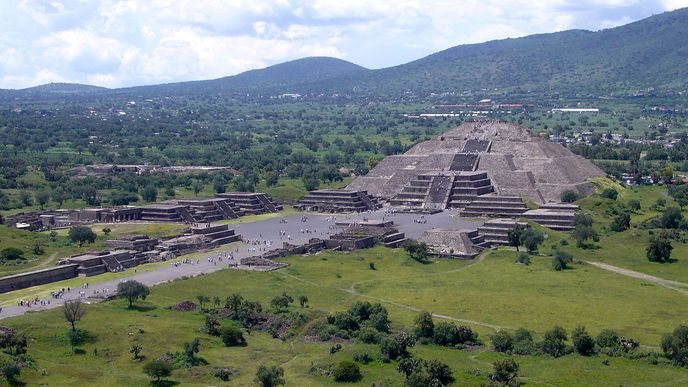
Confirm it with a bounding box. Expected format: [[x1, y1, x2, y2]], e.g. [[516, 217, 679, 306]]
[[150, 380, 178, 387], [128, 304, 157, 312], [7, 379, 26, 387]]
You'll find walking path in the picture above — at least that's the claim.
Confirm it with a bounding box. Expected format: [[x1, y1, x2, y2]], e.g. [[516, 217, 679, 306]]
[[0, 209, 481, 320], [587, 261, 688, 295]]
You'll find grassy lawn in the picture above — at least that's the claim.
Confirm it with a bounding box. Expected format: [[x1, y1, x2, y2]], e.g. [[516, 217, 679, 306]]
[[259, 178, 352, 204], [4, 246, 688, 385]]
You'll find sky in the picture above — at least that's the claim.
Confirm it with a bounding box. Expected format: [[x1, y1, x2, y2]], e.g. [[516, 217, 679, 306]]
[[1, 0, 687, 89]]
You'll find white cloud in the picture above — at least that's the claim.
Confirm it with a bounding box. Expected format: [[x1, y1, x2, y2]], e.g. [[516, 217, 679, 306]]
[[0, 0, 686, 88]]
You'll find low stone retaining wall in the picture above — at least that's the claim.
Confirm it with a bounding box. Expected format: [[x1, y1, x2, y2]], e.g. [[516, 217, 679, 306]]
[[0, 264, 79, 293]]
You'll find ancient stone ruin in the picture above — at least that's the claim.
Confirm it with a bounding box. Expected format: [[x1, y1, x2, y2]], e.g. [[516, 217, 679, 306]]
[[294, 189, 379, 213], [348, 121, 604, 206]]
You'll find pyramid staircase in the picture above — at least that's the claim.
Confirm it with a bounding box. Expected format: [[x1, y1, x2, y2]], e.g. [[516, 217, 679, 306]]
[[458, 195, 528, 218]]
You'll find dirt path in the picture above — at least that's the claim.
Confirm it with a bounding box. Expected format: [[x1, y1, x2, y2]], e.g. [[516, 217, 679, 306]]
[[587, 261, 688, 295], [276, 253, 504, 331]]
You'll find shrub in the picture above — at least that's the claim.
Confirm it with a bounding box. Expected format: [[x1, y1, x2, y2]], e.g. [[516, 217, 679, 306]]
[[512, 328, 535, 355], [627, 199, 641, 211], [541, 326, 568, 357], [0, 247, 24, 261], [329, 344, 342, 354], [357, 327, 381, 344], [552, 250, 573, 271], [413, 311, 434, 339], [647, 232, 673, 263], [516, 253, 530, 265], [601, 188, 618, 200], [610, 212, 631, 232], [352, 351, 374, 364], [433, 322, 477, 346], [561, 190, 579, 203], [220, 326, 246, 347], [214, 367, 234, 381], [255, 365, 285, 387], [661, 207, 684, 229], [661, 325, 688, 365], [491, 330, 514, 353], [379, 336, 403, 360], [491, 358, 519, 385], [571, 326, 596, 356], [333, 360, 362, 382], [596, 329, 620, 348]]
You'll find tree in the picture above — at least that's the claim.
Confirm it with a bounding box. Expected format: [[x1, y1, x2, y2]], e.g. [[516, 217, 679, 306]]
[[143, 359, 172, 382], [571, 325, 596, 356], [265, 172, 279, 187], [610, 212, 631, 232], [491, 358, 519, 385], [220, 326, 246, 347], [333, 360, 362, 382], [298, 294, 309, 308], [196, 295, 210, 310], [520, 228, 544, 253], [660, 207, 684, 229], [183, 338, 201, 364], [507, 225, 524, 251], [627, 199, 641, 211], [68, 226, 96, 247], [63, 299, 86, 332], [647, 232, 673, 263], [19, 191, 32, 206], [192, 181, 204, 197], [561, 190, 578, 203], [541, 326, 568, 357], [572, 224, 598, 248], [204, 314, 221, 336], [255, 365, 285, 387], [661, 325, 688, 365], [552, 250, 573, 271], [596, 329, 620, 349], [35, 190, 50, 210], [270, 293, 293, 312], [117, 280, 150, 308], [130, 344, 143, 360], [303, 177, 319, 191], [413, 311, 434, 339], [403, 240, 429, 263], [601, 188, 618, 200], [140, 185, 157, 202], [491, 330, 514, 353]]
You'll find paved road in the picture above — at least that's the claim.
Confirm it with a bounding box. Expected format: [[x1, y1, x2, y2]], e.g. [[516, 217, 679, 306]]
[[0, 209, 482, 319]]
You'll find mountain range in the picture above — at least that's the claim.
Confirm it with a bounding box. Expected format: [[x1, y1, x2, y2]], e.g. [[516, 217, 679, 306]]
[[3, 7, 687, 99]]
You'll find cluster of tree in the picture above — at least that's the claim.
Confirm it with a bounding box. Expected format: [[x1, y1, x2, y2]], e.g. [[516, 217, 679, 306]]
[[0, 327, 31, 383], [413, 311, 479, 347], [314, 301, 391, 343], [403, 240, 430, 263], [507, 226, 545, 253]]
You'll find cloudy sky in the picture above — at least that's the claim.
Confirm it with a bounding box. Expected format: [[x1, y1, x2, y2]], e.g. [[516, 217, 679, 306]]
[[1, 0, 686, 89]]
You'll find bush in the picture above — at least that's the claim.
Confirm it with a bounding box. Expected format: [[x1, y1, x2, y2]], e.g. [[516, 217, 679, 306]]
[[491, 330, 514, 353], [596, 329, 620, 348], [491, 358, 519, 385], [220, 326, 246, 347], [516, 253, 530, 265], [647, 232, 673, 263], [333, 360, 362, 382], [610, 212, 631, 232], [357, 327, 381, 344], [433, 322, 477, 346], [512, 328, 536, 355], [561, 190, 579, 203], [214, 367, 234, 381], [627, 199, 641, 211], [660, 207, 684, 229], [68, 226, 97, 247], [379, 336, 403, 360], [0, 247, 24, 261], [413, 311, 434, 339], [541, 326, 568, 357], [571, 326, 596, 356], [552, 250, 573, 271], [352, 351, 374, 364], [661, 325, 688, 365], [329, 343, 342, 354], [255, 365, 285, 387], [601, 188, 618, 200]]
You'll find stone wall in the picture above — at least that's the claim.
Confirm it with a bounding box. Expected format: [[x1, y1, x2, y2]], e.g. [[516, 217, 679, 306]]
[[0, 265, 79, 293]]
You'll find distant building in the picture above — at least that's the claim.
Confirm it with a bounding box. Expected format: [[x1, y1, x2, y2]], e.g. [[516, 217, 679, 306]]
[[551, 108, 599, 113]]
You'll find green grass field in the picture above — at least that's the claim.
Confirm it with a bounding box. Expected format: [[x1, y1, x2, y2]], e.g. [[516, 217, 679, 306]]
[[4, 246, 688, 386]]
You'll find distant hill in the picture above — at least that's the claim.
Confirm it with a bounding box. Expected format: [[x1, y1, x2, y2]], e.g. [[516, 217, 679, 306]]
[[4, 8, 688, 99], [337, 7, 688, 96], [120, 57, 367, 96]]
